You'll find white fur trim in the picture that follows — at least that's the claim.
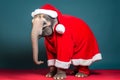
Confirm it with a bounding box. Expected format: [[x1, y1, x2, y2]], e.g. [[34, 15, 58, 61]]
[[92, 53, 102, 62], [55, 60, 71, 69], [56, 24, 65, 34], [72, 53, 102, 66], [31, 9, 58, 18], [48, 59, 55, 66]]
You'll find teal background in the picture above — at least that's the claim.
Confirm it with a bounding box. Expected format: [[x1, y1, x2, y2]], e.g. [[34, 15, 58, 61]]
[[0, 0, 120, 69]]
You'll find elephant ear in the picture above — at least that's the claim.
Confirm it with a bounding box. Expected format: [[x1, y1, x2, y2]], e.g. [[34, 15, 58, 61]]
[[42, 27, 53, 36]]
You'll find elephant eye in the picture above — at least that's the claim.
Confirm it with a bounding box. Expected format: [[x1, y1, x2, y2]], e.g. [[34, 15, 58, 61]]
[[42, 27, 46, 30], [43, 22, 46, 26]]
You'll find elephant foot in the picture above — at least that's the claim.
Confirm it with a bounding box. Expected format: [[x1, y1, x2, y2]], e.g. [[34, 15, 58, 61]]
[[46, 66, 57, 78], [53, 68, 66, 80], [75, 72, 88, 77]]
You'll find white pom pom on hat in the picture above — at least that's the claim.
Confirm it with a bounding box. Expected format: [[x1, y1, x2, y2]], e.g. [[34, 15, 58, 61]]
[[31, 4, 65, 34], [55, 24, 65, 34]]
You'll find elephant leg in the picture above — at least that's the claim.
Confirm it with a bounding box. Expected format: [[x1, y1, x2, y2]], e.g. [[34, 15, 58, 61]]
[[53, 68, 66, 80], [46, 66, 57, 77]]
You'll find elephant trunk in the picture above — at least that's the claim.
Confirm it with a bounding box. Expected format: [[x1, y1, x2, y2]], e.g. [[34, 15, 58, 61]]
[[31, 28, 43, 65]]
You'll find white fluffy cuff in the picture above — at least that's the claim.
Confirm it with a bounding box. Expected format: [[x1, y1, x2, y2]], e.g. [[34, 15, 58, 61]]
[[55, 60, 71, 69]]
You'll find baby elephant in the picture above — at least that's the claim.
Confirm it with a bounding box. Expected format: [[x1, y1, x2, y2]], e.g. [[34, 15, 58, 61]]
[[31, 4, 102, 80]]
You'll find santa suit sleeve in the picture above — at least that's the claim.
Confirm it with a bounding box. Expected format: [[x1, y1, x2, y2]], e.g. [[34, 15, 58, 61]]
[[55, 28, 73, 69]]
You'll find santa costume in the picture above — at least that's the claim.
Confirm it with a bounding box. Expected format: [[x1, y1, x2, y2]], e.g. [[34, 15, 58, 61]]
[[31, 4, 102, 74]]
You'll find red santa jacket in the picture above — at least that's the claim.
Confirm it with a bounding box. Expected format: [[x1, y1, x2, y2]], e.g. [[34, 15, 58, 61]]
[[44, 14, 102, 68]]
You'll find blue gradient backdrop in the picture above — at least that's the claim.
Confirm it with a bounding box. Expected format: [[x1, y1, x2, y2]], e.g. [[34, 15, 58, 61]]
[[0, 0, 120, 69]]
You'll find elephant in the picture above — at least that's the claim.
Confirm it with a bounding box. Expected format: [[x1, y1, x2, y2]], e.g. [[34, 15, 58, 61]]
[[31, 14, 57, 64], [31, 4, 102, 80]]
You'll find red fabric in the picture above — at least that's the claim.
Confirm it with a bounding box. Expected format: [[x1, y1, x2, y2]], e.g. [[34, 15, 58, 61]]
[[45, 15, 100, 62], [0, 69, 120, 80], [40, 4, 102, 69], [78, 66, 90, 75], [40, 4, 62, 20]]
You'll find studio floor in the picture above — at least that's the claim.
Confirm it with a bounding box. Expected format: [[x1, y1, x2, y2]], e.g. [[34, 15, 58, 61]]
[[0, 69, 120, 80]]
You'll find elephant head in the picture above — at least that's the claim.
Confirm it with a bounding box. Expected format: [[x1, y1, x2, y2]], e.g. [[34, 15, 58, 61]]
[[31, 14, 57, 64]]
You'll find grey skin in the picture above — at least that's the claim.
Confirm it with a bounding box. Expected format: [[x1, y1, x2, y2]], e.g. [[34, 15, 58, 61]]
[[31, 14, 56, 64], [31, 14, 88, 80]]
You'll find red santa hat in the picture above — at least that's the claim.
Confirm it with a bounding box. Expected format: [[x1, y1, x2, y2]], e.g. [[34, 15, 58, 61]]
[[31, 4, 65, 34]]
